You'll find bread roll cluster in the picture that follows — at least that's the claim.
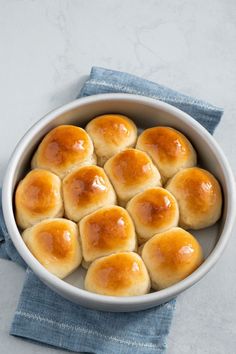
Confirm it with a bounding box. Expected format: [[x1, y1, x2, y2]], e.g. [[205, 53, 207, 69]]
[[15, 114, 223, 296]]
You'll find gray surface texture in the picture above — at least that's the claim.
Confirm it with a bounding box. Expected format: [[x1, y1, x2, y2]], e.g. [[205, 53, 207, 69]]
[[0, 1, 236, 353]]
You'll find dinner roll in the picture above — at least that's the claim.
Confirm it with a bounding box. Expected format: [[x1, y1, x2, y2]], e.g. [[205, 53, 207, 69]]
[[86, 114, 137, 166], [79, 206, 136, 264], [85, 252, 150, 296], [22, 218, 82, 278], [166, 167, 222, 229], [142, 227, 203, 290], [104, 148, 161, 206], [127, 187, 179, 244], [136, 126, 197, 182], [63, 165, 117, 222], [32, 125, 96, 178], [15, 169, 63, 229]]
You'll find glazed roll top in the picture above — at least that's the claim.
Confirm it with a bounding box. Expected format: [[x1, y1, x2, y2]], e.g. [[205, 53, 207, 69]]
[[32, 125, 96, 178], [63, 165, 117, 222], [142, 227, 203, 290], [127, 187, 179, 244], [136, 126, 197, 182], [85, 252, 150, 296], [22, 218, 82, 279], [166, 167, 222, 229], [104, 148, 161, 205], [86, 114, 137, 166], [79, 206, 136, 263], [15, 169, 63, 229]]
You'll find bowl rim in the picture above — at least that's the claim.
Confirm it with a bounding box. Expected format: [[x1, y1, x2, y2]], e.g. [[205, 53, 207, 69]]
[[2, 93, 236, 307]]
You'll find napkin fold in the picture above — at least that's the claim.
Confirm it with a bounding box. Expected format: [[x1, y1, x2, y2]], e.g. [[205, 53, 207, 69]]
[[0, 67, 223, 354], [79, 67, 223, 134]]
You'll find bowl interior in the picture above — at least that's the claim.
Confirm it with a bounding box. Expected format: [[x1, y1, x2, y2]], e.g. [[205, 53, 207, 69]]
[[10, 95, 227, 291]]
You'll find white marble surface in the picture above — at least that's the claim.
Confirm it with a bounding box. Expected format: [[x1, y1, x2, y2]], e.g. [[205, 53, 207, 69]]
[[1, 0, 236, 353]]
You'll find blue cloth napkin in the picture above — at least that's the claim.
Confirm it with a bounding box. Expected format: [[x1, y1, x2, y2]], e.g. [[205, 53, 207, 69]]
[[0, 67, 223, 354]]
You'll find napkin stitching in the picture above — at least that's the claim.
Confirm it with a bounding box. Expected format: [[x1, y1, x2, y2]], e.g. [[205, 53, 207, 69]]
[[84, 79, 219, 112], [14, 311, 161, 349]]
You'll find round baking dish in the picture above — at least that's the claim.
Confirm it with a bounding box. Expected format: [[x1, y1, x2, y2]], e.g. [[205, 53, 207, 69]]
[[2, 93, 235, 312]]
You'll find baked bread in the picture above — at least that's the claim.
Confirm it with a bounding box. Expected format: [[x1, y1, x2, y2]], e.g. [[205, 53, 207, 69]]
[[127, 187, 179, 244], [136, 126, 197, 182], [22, 218, 82, 278], [85, 252, 150, 296], [32, 125, 96, 178], [104, 148, 161, 206], [79, 206, 136, 264], [141, 227, 203, 289], [86, 114, 137, 166], [15, 169, 63, 229], [166, 167, 222, 229], [63, 165, 117, 222]]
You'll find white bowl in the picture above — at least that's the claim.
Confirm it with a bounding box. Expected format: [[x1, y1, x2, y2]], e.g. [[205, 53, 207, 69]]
[[2, 93, 235, 312]]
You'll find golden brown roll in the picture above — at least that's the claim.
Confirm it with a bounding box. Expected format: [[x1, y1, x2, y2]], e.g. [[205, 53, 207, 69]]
[[104, 148, 161, 206], [22, 218, 82, 278], [136, 126, 197, 182], [86, 114, 137, 166], [15, 169, 63, 229], [63, 165, 117, 222], [166, 167, 222, 229], [32, 125, 96, 178], [141, 227, 203, 290], [79, 206, 136, 264], [85, 252, 150, 296], [127, 187, 179, 244]]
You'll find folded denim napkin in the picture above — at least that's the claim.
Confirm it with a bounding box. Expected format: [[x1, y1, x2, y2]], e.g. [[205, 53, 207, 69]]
[[0, 67, 223, 354]]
